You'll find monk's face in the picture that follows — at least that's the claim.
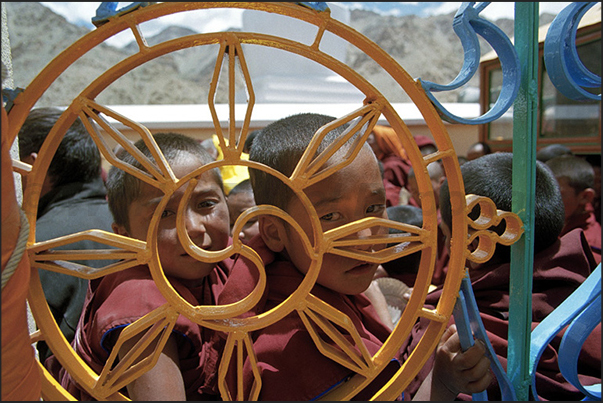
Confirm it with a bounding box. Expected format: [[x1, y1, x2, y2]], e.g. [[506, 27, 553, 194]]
[[555, 176, 596, 220], [114, 153, 230, 286], [228, 189, 259, 241], [275, 147, 388, 295]]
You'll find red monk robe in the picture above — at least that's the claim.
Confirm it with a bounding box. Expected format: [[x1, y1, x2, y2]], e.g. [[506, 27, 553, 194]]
[[51, 263, 230, 400], [561, 202, 601, 264], [218, 236, 405, 401], [402, 228, 601, 401], [371, 125, 412, 207], [381, 153, 412, 207]]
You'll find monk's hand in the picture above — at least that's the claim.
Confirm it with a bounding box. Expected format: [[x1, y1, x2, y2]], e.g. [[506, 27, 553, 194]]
[[431, 324, 493, 399]]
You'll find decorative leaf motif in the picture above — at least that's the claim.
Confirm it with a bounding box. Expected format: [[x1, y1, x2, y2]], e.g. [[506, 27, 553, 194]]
[[79, 99, 177, 193], [291, 103, 383, 189], [324, 217, 429, 264], [93, 304, 179, 399], [208, 33, 256, 160], [299, 294, 374, 375], [28, 230, 147, 279], [218, 332, 262, 401]]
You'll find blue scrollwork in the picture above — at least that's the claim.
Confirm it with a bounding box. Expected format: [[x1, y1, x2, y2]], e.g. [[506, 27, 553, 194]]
[[2, 87, 24, 114], [454, 272, 518, 401], [297, 2, 330, 12], [92, 2, 156, 27], [544, 2, 601, 101], [418, 2, 521, 125]]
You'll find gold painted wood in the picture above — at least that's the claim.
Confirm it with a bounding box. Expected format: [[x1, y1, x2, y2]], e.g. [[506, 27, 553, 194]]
[[7, 2, 524, 400]]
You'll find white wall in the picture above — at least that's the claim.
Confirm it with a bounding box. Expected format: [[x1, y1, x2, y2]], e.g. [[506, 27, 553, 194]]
[[235, 3, 364, 103]]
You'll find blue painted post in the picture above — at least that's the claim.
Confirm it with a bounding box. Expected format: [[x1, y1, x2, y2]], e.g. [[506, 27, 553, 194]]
[[509, 2, 539, 401]]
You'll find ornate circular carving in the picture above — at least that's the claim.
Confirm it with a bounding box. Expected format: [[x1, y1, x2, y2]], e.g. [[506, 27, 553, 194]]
[[9, 3, 470, 400]]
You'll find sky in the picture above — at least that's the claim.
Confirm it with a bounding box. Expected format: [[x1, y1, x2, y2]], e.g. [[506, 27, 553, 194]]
[[41, 2, 574, 48]]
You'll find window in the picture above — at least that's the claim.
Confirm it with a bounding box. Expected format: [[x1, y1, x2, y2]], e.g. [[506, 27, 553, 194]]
[[479, 23, 601, 154]]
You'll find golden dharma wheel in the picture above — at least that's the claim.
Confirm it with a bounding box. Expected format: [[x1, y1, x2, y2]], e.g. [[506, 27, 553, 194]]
[[5, 2, 520, 400]]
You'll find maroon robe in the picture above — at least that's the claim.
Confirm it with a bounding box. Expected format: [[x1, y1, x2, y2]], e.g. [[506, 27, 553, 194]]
[[382, 154, 412, 207], [372, 127, 436, 208], [218, 236, 405, 401], [561, 202, 601, 264], [371, 125, 413, 207], [402, 228, 600, 401], [49, 261, 230, 401]]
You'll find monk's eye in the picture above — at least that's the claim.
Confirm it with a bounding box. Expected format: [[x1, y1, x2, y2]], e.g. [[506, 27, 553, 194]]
[[320, 212, 341, 222], [161, 210, 175, 218], [367, 204, 386, 216]]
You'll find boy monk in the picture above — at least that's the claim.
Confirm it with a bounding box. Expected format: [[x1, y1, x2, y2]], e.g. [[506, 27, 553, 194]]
[[54, 132, 232, 400], [218, 113, 491, 400], [227, 179, 260, 242], [408, 152, 599, 401], [545, 155, 601, 264]]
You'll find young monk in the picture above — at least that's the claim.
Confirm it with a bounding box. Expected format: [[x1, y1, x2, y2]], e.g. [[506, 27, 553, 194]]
[[218, 113, 492, 400], [53, 132, 232, 400], [405, 152, 600, 401], [227, 179, 259, 242], [545, 155, 601, 264], [367, 125, 412, 207]]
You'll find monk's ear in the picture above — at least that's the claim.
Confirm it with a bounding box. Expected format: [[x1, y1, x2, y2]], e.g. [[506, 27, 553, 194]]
[[112, 222, 130, 237], [22, 152, 37, 165], [259, 215, 286, 253], [578, 188, 595, 205]]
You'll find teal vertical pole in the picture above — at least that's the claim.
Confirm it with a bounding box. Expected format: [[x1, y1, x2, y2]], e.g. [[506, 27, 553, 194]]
[[509, 2, 539, 401]]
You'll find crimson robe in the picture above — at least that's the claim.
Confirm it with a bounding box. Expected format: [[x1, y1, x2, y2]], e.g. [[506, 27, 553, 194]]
[[382, 154, 412, 207], [561, 202, 601, 264], [402, 228, 600, 401], [218, 236, 405, 401], [50, 262, 230, 400]]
